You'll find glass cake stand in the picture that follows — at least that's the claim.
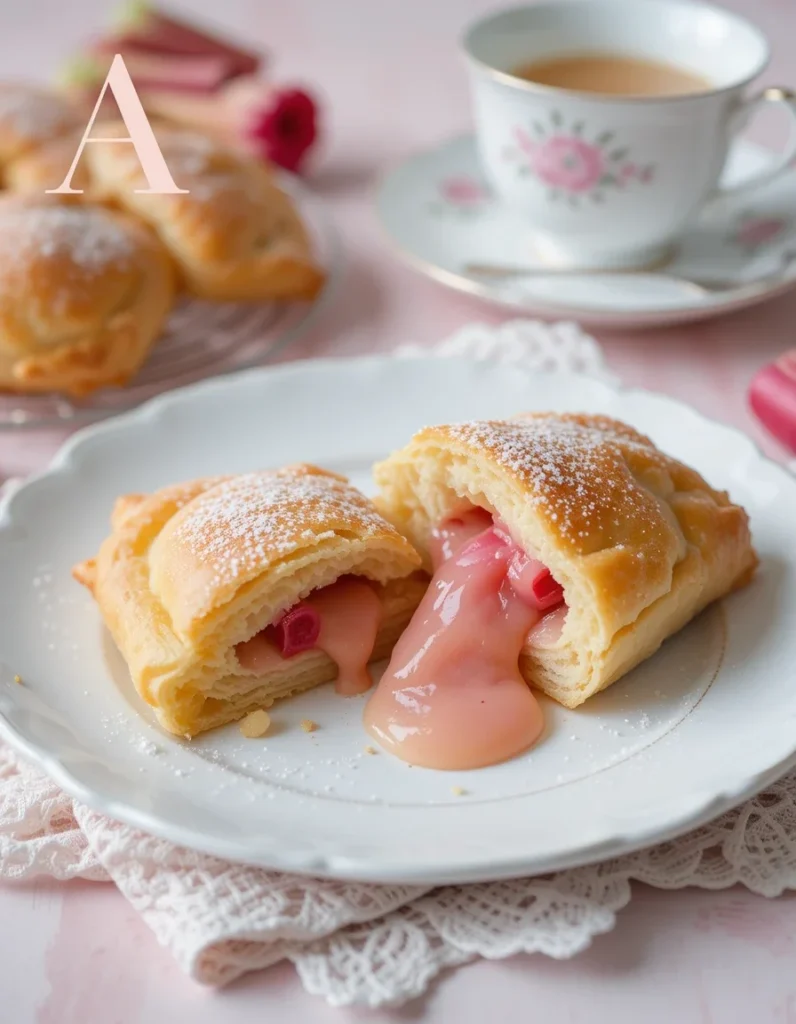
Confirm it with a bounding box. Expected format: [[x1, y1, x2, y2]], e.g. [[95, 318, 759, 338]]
[[0, 175, 340, 430]]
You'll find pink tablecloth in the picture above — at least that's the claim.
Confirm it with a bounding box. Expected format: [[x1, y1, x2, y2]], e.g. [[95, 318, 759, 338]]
[[1, 0, 795, 1021]]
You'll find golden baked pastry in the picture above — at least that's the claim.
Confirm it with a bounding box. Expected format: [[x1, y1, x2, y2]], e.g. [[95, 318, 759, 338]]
[[85, 125, 325, 301], [5, 132, 95, 198], [0, 84, 82, 183], [0, 195, 175, 395], [373, 413, 757, 713], [73, 465, 427, 737]]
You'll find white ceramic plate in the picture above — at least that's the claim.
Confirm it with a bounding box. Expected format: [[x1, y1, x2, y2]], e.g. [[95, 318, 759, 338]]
[[376, 136, 796, 328], [1, 356, 795, 884]]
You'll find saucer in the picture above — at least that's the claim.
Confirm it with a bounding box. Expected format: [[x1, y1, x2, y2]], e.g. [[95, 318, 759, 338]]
[[376, 135, 796, 328]]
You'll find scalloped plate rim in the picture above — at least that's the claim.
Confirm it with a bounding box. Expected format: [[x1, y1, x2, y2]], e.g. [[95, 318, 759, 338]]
[[0, 355, 794, 883]]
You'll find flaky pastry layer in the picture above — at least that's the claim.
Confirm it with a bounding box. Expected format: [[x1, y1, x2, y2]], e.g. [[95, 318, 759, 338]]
[[86, 124, 325, 302], [374, 413, 757, 708], [74, 465, 424, 736], [0, 84, 82, 172], [0, 195, 175, 395], [5, 132, 96, 200]]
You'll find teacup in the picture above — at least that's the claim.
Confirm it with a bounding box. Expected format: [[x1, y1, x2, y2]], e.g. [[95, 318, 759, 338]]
[[463, 0, 796, 270]]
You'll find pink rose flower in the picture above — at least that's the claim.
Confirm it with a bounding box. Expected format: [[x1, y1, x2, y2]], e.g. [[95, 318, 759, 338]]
[[514, 127, 538, 157], [245, 87, 318, 173], [530, 136, 604, 193], [736, 217, 786, 249], [439, 176, 487, 205]]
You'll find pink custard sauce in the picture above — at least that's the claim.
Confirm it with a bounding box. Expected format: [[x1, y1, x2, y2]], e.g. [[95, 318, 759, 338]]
[[235, 576, 382, 695], [363, 508, 566, 770]]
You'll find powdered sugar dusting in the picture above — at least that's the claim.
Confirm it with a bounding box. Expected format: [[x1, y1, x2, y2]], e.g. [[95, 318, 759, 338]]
[[162, 132, 217, 178], [0, 86, 77, 148], [442, 415, 663, 546], [172, 469, 387, 587], [155, 132, 268, 209], [0, 205, 135, 276], [101, 128, 230, 202], [111, 128, 217, 179]]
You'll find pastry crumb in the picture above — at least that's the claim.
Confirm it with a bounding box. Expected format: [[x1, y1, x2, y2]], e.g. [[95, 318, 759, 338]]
[[451, 786, 467, 797], [240, 709, 271, 738], [363, 745, 377, 755], [301, 719, 318, 733], [12, 674, 22, 685]]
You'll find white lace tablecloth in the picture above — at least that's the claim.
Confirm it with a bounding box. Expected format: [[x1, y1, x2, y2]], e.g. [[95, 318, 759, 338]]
[[2, 319, 795, 1009]]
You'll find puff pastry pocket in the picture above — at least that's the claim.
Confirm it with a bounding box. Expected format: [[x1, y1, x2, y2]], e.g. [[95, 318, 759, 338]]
[[86, 125, 326, 302], [5, 133, 96, 200], [0, 195, 175, 396], [0, 84, 82, 176], [74, 465, 426, 737], [370, 413, 757, 760]]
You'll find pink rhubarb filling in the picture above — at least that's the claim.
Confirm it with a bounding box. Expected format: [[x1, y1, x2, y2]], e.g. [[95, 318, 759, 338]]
[[235, 576, 382, 696], [363, 507, 567, 770]]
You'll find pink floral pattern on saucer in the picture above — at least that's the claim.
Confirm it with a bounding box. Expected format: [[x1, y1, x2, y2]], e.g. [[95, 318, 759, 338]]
[[428, 175, 492, 218], [504, 112, 654, 206], [730, 212, 791, 253]]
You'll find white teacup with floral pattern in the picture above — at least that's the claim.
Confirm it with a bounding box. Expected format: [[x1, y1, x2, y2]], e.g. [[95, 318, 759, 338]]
[[464, 0, 796, 270]]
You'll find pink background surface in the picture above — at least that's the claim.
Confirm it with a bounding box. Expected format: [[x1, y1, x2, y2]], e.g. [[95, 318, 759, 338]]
[[1, 1, 796, 1020]]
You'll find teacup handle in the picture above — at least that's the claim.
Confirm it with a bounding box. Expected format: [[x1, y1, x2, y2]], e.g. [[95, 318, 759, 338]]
[[718, 86, 796, 198]]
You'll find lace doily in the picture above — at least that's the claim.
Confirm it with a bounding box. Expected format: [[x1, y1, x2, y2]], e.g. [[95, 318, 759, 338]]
[[395, 318, 618, 381], [1, 319, 794, 1009]]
